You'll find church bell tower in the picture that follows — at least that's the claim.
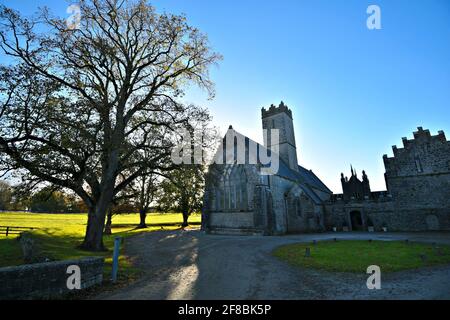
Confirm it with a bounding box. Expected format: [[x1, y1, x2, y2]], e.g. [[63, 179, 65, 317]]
[[261, 101, 299, 172]]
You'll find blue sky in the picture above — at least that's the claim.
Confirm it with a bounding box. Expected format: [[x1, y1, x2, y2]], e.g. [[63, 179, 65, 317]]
[[1, 0, 450, 192]]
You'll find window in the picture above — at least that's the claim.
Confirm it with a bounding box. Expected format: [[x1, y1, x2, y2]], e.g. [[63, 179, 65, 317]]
[[231, 186, 237, 209], [295, 198, 302, 217], [223, 187, 228, 210], [415, 157, 423, 173], [218, 166, 248, 212], [216, 190, 221, 211]]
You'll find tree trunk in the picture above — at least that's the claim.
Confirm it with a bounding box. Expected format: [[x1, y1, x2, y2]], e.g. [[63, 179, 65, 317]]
[[182, 211, 189, 228], [137, 208, 147, 229], [79, 207, 106, 251], [104, 208, 112, 235], [79, 189, 113, 251], [79, 148, 119, 251]]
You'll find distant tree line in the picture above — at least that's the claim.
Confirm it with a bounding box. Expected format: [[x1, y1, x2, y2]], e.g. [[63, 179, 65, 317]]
[[0, 178, 205, 216]]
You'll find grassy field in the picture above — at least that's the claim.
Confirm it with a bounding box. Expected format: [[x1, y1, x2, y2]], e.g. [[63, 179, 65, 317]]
[[273, 240, 450, 273], [0, 212, 201, 283]]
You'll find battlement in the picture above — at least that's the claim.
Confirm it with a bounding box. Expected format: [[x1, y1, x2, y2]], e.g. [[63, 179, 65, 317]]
[[383, 127, 450, 178], [384, 127, 449, 159], [261, 101, 293, 119]]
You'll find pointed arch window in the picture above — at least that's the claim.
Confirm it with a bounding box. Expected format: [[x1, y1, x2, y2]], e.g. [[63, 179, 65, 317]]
[[215, 165, 249, 212], [295, 198, 302, 217]]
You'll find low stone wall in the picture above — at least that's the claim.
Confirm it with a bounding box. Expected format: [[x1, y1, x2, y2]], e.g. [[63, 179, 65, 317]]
[[0, 257, 104, 300]]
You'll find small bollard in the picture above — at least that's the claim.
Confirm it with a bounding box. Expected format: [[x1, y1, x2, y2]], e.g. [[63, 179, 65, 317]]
[[305, 247, 311, 258], [420, 254, 427, 262], [313, 240, 317, 246], [111, 236, 122, 283]]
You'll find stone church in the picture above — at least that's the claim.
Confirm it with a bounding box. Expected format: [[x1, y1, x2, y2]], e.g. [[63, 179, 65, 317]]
[[202, 103, 450, 235]]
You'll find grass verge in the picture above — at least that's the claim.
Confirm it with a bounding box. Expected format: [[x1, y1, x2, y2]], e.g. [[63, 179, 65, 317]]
[[273, 240, 450, 273]]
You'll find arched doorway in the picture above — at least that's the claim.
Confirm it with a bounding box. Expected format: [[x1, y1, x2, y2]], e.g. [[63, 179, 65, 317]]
[[426, 215, 440, 231], [350, 211, 363, 231]]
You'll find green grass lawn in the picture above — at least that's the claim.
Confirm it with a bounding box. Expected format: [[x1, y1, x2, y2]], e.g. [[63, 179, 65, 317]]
[[273, 240, 450, 273], [0, 212, 201, 283]]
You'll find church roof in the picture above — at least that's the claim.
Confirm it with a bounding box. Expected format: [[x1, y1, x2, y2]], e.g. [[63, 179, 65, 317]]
[[271, 158, 331, 202], [297, 165, 332, 194]]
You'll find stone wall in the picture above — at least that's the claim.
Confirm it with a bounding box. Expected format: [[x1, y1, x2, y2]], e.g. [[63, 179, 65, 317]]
[[384, 127, 450, 209], [384, 127, 450, 230], [285, 186, 319, 233], [325, 201, 450, 232], [384, 128, 450, 178], [208, 212, 255, 229], [325, 198, 395, 231], [0, 257, 104, 300], [325, 128, 450, 232]]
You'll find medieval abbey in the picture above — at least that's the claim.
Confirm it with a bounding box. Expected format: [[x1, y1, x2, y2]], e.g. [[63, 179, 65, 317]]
[[202, 102, 450, 235]]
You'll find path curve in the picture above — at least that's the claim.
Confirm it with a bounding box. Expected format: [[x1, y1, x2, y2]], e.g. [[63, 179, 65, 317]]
[[96, 231, 450, 300]]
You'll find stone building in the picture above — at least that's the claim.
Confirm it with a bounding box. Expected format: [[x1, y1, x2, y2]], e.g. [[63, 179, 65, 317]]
[[202, 102, 332, 235], [326, 127, 450, 232], [202, 104, 450, 234]]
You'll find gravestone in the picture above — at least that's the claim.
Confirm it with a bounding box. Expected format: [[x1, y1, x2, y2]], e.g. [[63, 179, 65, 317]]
[[19, 233, 35, 264]]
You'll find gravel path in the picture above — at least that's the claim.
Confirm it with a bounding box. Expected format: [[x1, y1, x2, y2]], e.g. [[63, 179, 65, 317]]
[[96, 231, 450, 300]]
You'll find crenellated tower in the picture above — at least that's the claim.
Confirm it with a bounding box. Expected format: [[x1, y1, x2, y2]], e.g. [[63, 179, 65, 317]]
[[261, 101, 299, 172], [382, 127, 450, 207]]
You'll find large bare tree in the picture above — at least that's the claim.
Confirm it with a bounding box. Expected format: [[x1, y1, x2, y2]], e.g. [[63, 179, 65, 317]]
[[0, 0, 220, 250]]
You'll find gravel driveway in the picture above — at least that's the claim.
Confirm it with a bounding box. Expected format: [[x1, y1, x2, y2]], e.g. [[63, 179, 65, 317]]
[[96, 230, 450, 300]]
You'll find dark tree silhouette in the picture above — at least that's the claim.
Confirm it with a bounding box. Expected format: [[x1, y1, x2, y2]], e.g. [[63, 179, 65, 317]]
[[157, 164, 205, 228], [0, 0, 220, 250]]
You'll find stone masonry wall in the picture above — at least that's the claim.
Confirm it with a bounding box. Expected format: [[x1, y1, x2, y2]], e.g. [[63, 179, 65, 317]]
[[325, 128, 450, 232], [325, 198, 395, 231], [0, 257, 104, 300], [384, 128, 450, 230], [384, 127, 450, 209]]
